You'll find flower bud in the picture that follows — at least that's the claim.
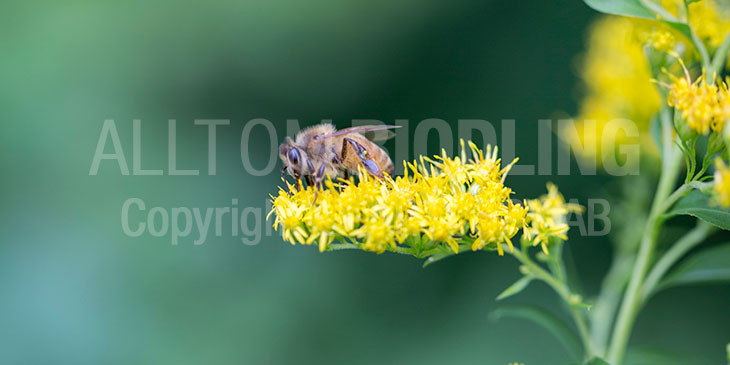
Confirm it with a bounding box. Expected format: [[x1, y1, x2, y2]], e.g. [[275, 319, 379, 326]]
[[673, 113, 698, 144], [708, 130, 726, 157], [569, 294, 584, 306]]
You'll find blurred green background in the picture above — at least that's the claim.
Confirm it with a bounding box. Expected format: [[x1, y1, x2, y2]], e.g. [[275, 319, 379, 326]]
[[2, 1, 729, 364]]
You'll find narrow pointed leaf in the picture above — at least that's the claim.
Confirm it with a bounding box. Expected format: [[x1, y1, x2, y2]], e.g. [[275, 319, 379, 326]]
[[490, 305, 582, 360], [422, 252, 455, 268], [665, 190, 730, 230], [584, 357, 611, 365], [583, 0, 654, 18], [496, 276, 534, 300], [657, 243, 730, 292], [625, 346, 690, 365], [582, 0, 692, 40]]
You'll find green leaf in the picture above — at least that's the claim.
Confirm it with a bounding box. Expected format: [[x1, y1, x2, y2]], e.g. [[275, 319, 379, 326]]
[[422, 251, 455, 268], [665, 190, 730, 230], [583, 0, 654, 18], [326, 242, 360, 251], [584, 357, 611, 365], [568, 357, 612, 365], [624, 346, 690, 365], [490, 305, 582, 360], [657, 243, 730, 291], [496, 276, 534, 300], [582, 0, 692, 40]]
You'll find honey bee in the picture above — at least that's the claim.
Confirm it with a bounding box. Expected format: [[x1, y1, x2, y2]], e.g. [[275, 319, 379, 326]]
[[279, 123, 401, 189]]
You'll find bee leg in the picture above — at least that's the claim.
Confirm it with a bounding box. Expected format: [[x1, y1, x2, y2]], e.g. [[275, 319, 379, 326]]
[[331, 151, 341, 164], [281, 167, 293, 195], [343, 137, 383, 178], [332, 151, 348, 183], [316, 164, 326, 189], [293, 173, 303, 192], [311, 164, 327, 204], [303, 158, 317, 189], [306, 158, 315, 176]]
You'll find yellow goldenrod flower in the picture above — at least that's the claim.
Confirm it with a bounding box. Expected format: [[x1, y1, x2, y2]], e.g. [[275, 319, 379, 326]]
[[525, 183, 584, 254], [567, 2, 730, 168], [713, 158, 730, 207], [667, 69, 730, 135], [352, 211, 396, 253], [270, 141, 578, 259], [563, 16, 663, 167], [268, 187, 311, 245], [658, 0, 730, 50], [647, 30, 676, 52], [688, 0, 730, 50]]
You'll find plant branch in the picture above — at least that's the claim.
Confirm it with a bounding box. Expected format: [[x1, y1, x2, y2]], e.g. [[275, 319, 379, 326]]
[[641, 221, 715, 302], [657, 183, 691, 213], [590, 250, 636, 355], [607, 110, 683, 364], [683, 2, 712, 70], [690, 31, 712, 70], [509, 247, 596, 359], [711, 30, 730, 75]]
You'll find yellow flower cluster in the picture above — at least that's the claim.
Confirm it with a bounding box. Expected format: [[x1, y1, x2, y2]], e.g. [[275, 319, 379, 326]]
[[688, 0, 730, 50], [566, 0, 730, 168], [668, 70, 730, 135], [563, 16, 662, 166], [659, 0, 730, 49], [269, 141, 578, 257], [713, 158, 730, 207], [525, 183, 585, 254], [646, 29, 676, 52]]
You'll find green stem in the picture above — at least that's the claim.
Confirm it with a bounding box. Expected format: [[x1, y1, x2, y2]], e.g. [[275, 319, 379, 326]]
[[657, 183, 691, 213], [328, 242, 360, 251], [694, 153, 713, 181], [685, 143, 697, 184], [689, 180, 714, 192], [547, 240, 567, 282], [607, 111, 683, 364], [590, 251, 636, 355], [510, 248, 596, 359], [691, 31, 712, 70], [682, 2, 712, 70], [641, 222, 715, 302], [711, 30, 730, 75]]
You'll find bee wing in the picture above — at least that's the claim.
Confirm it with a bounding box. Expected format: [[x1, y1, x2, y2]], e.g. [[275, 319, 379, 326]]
[[315, 125, 401, 141]]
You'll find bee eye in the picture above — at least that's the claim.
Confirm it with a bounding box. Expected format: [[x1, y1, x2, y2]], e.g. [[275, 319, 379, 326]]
[[287, 148, 300, 165]]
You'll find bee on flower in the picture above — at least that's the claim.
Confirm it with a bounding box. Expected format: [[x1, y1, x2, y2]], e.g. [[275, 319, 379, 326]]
[[269, 140, 580, 261]]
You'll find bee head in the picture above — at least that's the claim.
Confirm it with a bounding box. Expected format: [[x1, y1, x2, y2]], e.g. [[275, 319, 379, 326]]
[[279, 137, 308, 176]]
